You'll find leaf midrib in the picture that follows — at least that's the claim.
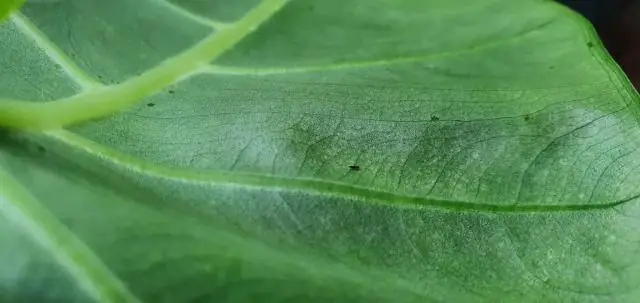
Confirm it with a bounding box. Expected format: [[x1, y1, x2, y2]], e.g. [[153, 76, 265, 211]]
[[0, 1, 289, 302]]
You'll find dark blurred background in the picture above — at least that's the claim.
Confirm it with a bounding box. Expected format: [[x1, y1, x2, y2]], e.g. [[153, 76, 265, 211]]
[[558, 0, 639, 89]]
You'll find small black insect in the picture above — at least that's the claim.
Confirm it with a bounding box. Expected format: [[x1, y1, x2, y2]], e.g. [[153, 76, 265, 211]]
[[348, 165, 360, 171], [587, 41, 594, 48], [430, 115, 440, 121], [523, 114, 531, 121], [168, 90, 175, 94], [147, 102, 155, 107]]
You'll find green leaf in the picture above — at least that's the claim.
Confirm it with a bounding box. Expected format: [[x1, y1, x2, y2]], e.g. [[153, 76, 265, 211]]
[[0, 0, 23, 22], [1, 0, 639, 302]]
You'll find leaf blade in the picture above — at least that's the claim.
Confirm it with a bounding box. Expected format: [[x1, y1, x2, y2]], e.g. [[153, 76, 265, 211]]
[[2, 0, 640, 302]]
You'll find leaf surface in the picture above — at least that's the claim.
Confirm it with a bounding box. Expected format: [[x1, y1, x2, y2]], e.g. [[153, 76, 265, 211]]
[[1, 0, 640, 302]]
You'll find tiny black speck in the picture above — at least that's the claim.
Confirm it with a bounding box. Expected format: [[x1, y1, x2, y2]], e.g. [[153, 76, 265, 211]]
[[523, 115, 531, 121], [168, 90, 175, 94], [430, 115, 440, 121], [587, 42, 594, 47], [147, 102, 155, 107], [348, 165, 360, 171], [549, 66, 555, 69]]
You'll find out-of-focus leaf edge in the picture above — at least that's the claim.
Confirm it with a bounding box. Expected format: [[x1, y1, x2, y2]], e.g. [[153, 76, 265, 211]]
[[0, 164, 141, 303], [551, 1, 639, 99]]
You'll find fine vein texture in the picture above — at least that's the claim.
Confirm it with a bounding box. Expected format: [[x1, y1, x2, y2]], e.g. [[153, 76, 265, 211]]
[[10, 12, 103, 90], [1, 0, 640, 302], [0, 0, 288, 130]]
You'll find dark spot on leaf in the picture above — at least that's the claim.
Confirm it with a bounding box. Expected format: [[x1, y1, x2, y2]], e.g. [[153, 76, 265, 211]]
[[430, 115, 440, 121], [168, 90, 175, 94], [348, 165, 360, 171], [549, 66, 554, 69], [587, 41, 594, 48], [308, 5, 314, 11], [36, 145, 46, 153], [147, 102, 155, 107], [523, 114, 531, 121], [98, 75, 103, 79]]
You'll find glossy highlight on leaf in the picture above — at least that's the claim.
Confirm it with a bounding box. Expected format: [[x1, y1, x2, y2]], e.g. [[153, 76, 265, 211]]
[[1, 0, 640, 302]]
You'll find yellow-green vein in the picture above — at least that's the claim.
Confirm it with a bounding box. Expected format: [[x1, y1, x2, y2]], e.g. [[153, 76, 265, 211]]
[[200, 19, 554, 76], [41, 129, 636, 213], [0, 0, 289, 130], [0, 165, 141, 303]]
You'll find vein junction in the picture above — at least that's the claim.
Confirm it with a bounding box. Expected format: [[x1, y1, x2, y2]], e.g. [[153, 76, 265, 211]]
[[0, 0, 289, 130]]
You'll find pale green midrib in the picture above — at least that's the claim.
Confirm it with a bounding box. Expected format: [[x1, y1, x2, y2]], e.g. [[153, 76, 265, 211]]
[[44, 130, 633, 213], [0, 165, 141, 303], [0, 0, 289, 130], [202, 19, 555, 76], [10, 12, 102, 90]]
